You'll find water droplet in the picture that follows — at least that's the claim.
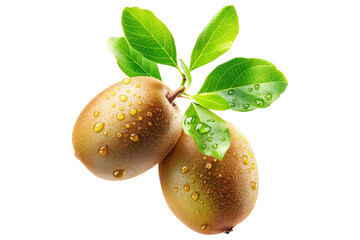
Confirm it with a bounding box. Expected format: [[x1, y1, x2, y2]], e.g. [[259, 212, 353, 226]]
[[230, 102, 235, 108], [117, 133, 122, 138], [133, 93, 137, 96], [201, 224, 209, 230], [128, 102, 132, 106], [137, 101, 142, 105], [265, 94, 272, 100], [136, 84, 141, 88], [110, 90, 116, 96], [184, 116, 197, 125], [93, 122, 105, 133], [147, 112, 153, 117], [174, 187, 178, 192], [218, 174, 222, 177], [251, 163, 255, 169], [255, 99, 264, 106], [244, 138, 248, 144], [98, 145, 108, 155], [240, 169, 243, 173], [181, 166, 189, 174], [137, 96, 141, 99], [212, 144, 218, 149], [130, 133, 139, 142], [241, 94, 245, 97], [206, 163, 212, 169], [203, 156, 207, 160], [111, 103, 116, 107], [207, 137, 213, 142], [243, 155, 249, 165], [191, 192, 199, 200], [248, 168, 252, 173], [129, 109, 137, 116], [243, 104, 250, 110], [138, 116, 143, 120], [232, 98, 237, 102], [127, 90, 130, 93], [123, 78, 131, 84], [238, 144, 242, 149], [120, 95, 127, 101], [196, 122, 212, 134], [233, 152, 236, 156], [248, 88, 253, 92], [105, 95, 110, 99], [116, 113, 125, 121], [103, 131, 108, 135], [221, 137, 225, 141], [94, 111, 99, 117], [251, 181, 258, 190], [119, 106, 124, 111], [113, 169, 125, 178], [201, 144, 206, 149], [254, 84, 260, 90], [209, 132, 214, 136], [184, 183, 190, 192], [250, 152, 254, 159], [125, 124, 130, 128], [148, 122, 153, 126], [191, 179, 194, 183], [228, 90, 235, 95]]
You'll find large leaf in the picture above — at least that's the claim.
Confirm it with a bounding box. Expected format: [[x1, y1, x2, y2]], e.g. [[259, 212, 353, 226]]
[[193, 93, 229, 111], [198, 58, 288, 112], [182, 103, 231, 160], [190, 5, 239, 71], [122, 7, 178, 68], [107, 37, 161, 80]]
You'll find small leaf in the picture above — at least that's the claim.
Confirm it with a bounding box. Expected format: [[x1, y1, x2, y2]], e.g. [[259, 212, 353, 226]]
[[122, 7, 178, 68], [193, 93, 229, 111], [198, 58, 288, 112], [182, 103, 231, 160], [190, 5, 239, 71], [107, 37, 162, 80], [180, 59, 192, 91]]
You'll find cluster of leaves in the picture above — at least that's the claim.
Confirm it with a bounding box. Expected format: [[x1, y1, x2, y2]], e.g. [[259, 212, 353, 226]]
[[108, 5, 288, 160]]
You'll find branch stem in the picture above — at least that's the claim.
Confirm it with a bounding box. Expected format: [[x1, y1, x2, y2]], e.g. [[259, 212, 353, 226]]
[[166, 86, 186, 104]]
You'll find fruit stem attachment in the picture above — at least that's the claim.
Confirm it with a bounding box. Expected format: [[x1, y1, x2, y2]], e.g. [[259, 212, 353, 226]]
[[167, 86, 186, 104]]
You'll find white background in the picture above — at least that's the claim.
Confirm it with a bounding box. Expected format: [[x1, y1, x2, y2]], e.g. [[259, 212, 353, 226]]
[[1, 0, 359, 239]]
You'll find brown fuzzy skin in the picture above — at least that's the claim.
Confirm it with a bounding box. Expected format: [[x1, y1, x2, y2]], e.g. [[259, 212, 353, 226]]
[[73, 77, 182, 180], [159, 122, 258, 234]]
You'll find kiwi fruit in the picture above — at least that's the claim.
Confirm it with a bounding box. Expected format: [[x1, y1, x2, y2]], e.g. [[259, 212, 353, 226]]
[[73, 76, 182, 180], [159, 121, 258, 234]]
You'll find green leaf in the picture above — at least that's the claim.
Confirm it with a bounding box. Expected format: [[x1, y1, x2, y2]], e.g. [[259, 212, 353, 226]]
[[122, 7, 178, 68], [193, 93, 229, 111], [182, 103, 231, 160], [190, 5, 239, 71], [107, 37, 162, 80], [180, 59, 192, 91], [198, 58, 288, 112]]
